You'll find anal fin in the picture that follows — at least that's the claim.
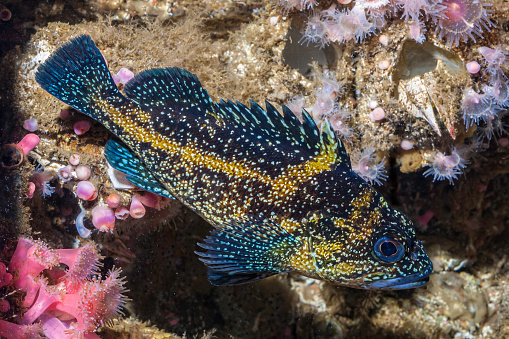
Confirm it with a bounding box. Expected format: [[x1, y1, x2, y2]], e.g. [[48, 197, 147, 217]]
[[104, 139, 175, 199]]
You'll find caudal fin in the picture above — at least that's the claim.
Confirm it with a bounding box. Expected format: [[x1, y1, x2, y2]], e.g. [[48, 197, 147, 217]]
[[35, 35, 120, 122]]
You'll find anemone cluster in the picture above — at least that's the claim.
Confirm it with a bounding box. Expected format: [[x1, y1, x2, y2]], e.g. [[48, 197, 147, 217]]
[[279, 0, 508, 186], [462, 46, 509, 137], [425, 44, 509, 183], [283, 0, 493, 48]]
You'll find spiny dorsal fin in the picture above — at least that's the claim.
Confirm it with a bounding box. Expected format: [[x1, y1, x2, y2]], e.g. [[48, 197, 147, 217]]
[[214, 100, 329, 157], [322, 119, 351, 170]]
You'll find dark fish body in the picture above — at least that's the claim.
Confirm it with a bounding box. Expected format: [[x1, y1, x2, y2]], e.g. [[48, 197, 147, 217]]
[[36, 35, 432, 288]]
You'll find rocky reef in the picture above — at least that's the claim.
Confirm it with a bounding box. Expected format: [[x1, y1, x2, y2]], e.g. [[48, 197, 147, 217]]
[[0, 0, 509, 338]]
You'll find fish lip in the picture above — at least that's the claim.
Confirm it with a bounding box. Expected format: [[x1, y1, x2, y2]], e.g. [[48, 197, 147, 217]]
[[364, 273, 431, 290]]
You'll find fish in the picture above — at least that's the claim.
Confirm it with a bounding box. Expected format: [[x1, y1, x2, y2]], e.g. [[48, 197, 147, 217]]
[[35, 35, 433, 289]]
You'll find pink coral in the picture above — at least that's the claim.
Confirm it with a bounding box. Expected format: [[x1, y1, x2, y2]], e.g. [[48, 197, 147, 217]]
[[74, 120, 91, 135], [1, 238, 127, 339], [409, 21, 427, 43], [31, 170, 55, 198], [312, 88, 336, 118], [69, 153, 81, 166], [76, 181, 97, 201], [129, 194, 146, 219], [9, 239, 60, 308], [57, 165, 73, 182], [461, 88, 495, 127], [300, 15, 329, 47], [299, 0, 318, 10], [0, 134, 39, 169], [75, 165, 91, 181], [466, 61, 481, 74], [356, 0, 389, 10], [369, 107, 385, 122], [0, 263, 12, 289], [17, 133, 40, 155], [286, 96, 306, 122], [278, 0, 300, 12], [21, 281, 64, 325], [46, 269, 127, 334], [116, 68, 135, 85], [53, 244, 102, 286], [106, 193, 121, 208], [400, 139, 414, 150], [59, 109, 69, 120], [115, 206, 129, 220], [0, 300, 9, 313], [395, 0, 436, 22], [137, 191, 167, 210], [23, 118, 38, 132], [477, 113, 507, 141], [329, 110, 355, 142], [484, 78, 509, 107], [0, 320, 42, 339], [26, 182, 36, 198]]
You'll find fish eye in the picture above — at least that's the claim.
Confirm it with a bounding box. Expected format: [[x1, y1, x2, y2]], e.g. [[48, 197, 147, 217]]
[[374, 236, 405, 262]]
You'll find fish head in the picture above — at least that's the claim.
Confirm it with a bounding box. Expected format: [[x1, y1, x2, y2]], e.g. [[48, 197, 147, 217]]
[[306, 187, 433, 290]]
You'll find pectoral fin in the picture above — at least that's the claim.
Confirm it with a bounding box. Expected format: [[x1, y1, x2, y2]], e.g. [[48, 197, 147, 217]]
[[195, 214, 302, 286]]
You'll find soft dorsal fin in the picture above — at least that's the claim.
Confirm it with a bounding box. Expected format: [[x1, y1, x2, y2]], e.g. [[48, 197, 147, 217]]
[[123, 67, 216, 116]]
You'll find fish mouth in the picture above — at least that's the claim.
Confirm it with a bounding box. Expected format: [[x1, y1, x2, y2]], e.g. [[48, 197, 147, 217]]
[[365, 273, 430, 290]]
